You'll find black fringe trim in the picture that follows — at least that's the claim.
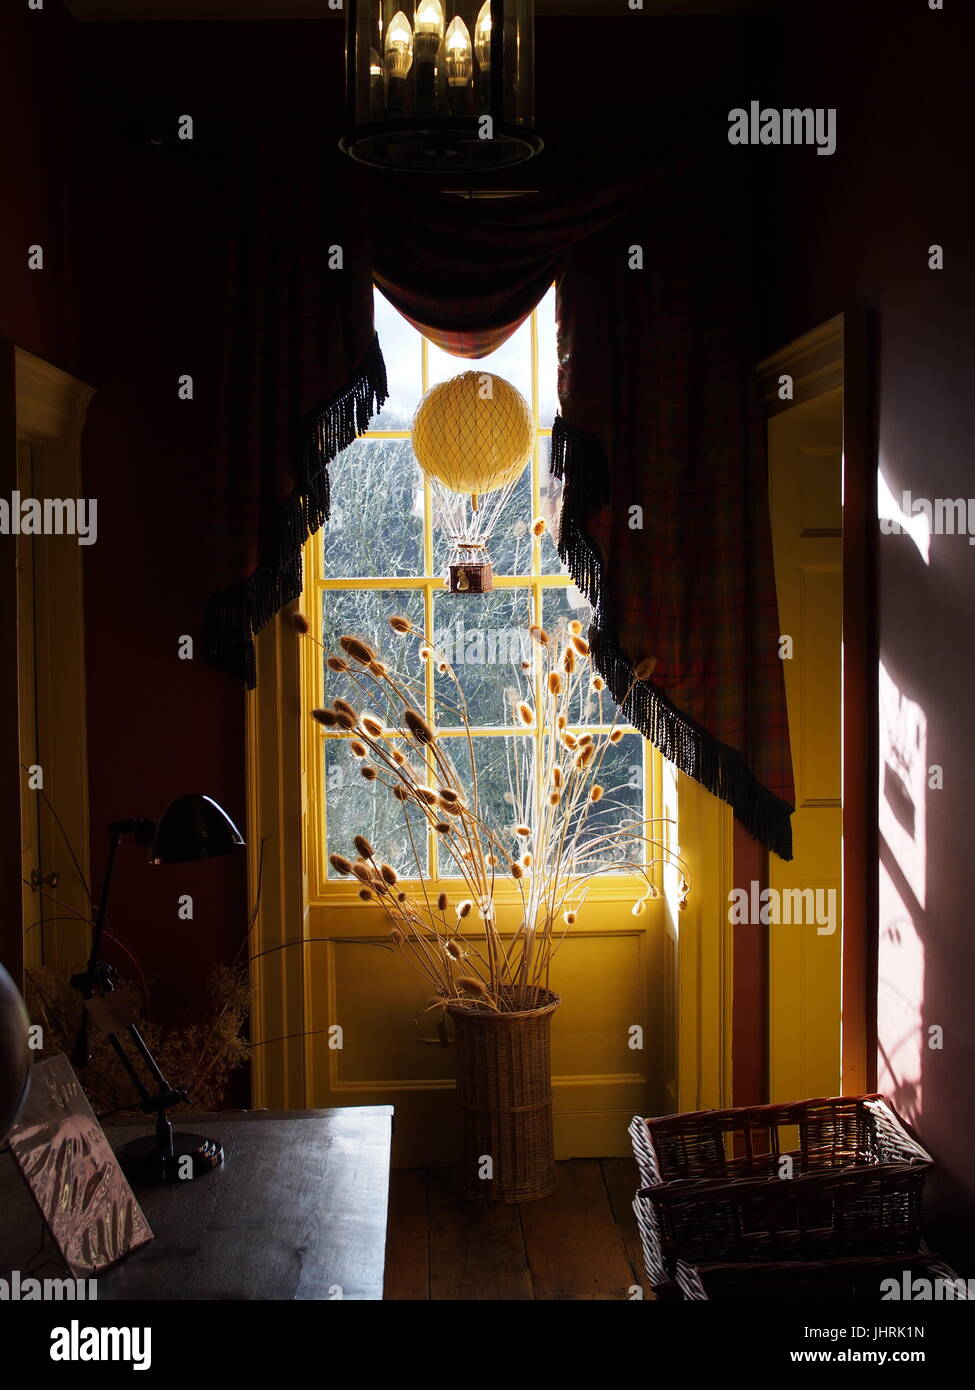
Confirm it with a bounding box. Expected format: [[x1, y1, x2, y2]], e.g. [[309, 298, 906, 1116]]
[[203, 335, 388, 688], [551, 414, 794, 861]]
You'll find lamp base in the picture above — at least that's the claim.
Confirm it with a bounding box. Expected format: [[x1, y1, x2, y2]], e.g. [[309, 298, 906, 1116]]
[[118, 1132, 224, 1184]]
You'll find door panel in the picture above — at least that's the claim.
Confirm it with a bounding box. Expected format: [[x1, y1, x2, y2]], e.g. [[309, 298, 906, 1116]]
[[302, 895, 667, 1166], [10, 351, 94, 985], [768, 397, 843, 1101]]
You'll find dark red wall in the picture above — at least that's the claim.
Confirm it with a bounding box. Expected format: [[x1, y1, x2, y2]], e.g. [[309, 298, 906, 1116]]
[[772, 0, 975, 1264], [0, 4, 75, 366]]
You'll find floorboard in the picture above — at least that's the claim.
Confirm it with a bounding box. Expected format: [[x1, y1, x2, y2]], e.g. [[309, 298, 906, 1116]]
[[519, 1160, 636, 1299], [427, 1169, 535, 1300], [599, 1157, 647, 1288], [385, 1160, 646, 1300], [383, 1169, 430, 1300]]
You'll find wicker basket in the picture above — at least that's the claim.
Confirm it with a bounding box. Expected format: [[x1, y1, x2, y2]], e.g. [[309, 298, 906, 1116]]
[[448, 987, 559, 1204], [629, 1095, 932, 1275], [631, 1192, 681, 1298], [675, 1252, 965, 1302]]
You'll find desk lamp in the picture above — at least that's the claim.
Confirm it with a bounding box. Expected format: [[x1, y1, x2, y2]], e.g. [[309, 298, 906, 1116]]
[[70, 794, 244, 1183]]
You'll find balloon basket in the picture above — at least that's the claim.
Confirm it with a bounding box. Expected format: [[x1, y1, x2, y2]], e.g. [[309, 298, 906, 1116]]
[[446, 541, 494, 594], [448, 560, 494, 594]]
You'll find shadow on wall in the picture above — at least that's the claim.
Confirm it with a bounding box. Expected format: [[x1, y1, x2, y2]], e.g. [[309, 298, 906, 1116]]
[[876, 465, 975, 1270]]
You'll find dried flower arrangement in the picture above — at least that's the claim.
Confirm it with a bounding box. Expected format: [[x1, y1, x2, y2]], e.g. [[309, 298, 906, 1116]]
[[25, 964, 250, 1115], [297, 564, 690, 1016]]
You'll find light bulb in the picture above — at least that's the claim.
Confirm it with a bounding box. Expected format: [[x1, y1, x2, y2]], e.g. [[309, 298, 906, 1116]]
[[414, 0, 444, 38], [384, 11, 414, 78], [444, 16, 472, 87], [474, 0, 492, 70], [368, 46, 384, 120]]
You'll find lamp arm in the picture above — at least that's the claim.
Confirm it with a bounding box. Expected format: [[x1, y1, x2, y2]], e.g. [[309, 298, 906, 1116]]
[[70, 818, 157, 1068], [70, 830, 122, 1066], [85, 830, 121, 979]]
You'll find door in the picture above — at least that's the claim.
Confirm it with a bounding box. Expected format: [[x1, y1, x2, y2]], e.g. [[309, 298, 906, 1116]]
[[9, 349, 94, 985], [767, 390, 843, 1101]]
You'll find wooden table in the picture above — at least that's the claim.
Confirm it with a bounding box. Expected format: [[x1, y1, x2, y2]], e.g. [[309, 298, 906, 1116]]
[[0, 1106, 393, 1300]]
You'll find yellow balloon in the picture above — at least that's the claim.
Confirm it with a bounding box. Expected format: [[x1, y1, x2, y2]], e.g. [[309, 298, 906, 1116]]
[[411, 372, 533, 497]]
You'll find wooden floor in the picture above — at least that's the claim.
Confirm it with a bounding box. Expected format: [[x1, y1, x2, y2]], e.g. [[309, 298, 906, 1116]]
[[384, 1159, 647, 1300]]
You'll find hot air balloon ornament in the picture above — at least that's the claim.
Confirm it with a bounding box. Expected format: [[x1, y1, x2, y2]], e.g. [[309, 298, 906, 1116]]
[[410, 370, 533, 593]]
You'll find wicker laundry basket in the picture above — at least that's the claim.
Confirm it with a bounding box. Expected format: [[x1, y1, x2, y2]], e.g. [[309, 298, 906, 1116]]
[[448, 987, 559, 1204], [629, 1094, 932, 1278], [674, 1251, 966, 1302]]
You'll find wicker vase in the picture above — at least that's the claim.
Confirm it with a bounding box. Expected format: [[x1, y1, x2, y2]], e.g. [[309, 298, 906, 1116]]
[[447, 987, 560, 1204]]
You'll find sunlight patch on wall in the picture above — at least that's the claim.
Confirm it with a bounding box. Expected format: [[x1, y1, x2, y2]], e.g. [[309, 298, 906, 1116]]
[[878, 468, 931, 565], [878, 662, 927, 910], [877, 861, 924, 1126], [877, 662, 928, 1125]]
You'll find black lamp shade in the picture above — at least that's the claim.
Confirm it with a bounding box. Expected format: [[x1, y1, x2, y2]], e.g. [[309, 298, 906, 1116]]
[[148, 794, 244, 865], [0, 964, 31, 1146]]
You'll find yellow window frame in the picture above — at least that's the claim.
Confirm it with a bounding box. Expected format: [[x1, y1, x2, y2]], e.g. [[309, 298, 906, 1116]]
[[301, 294, 657, 906]]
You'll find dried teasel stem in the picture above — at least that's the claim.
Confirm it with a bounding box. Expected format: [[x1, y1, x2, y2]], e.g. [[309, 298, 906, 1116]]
[[404, 708, 436, 744], [340, 635, 377, 665]]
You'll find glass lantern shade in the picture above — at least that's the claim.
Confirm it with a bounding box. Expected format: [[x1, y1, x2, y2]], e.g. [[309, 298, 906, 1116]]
[[341, 0, 541, 172]]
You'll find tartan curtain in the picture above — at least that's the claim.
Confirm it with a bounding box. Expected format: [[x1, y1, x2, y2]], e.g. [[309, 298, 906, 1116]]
[[553, 156, 795, 857], [202, 127, 386, 687], [206, 134, 794, 857]]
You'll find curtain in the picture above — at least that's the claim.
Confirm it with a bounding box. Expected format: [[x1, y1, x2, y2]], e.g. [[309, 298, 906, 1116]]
[[205, 134, 794, 858], [202, 126, 387, 687], [553, 156, 794, 858]]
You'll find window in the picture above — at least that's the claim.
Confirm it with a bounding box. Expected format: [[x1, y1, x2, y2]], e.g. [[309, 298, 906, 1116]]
[[303, 287, 653, 893]]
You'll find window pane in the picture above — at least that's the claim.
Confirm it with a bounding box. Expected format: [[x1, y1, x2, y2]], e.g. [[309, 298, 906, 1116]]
[[432, 587, 532, 728], [536, 286, 559, 429], [321, 588, 426, 706], [436, 731, 645, 880], [324, 739, 429, 878], [543, 585, 623, 725], [324, 439, 423, 579], [371, 289, 423, 431], [574, 732, 646, 872], [433, 464, 533, 578], [437, 733, 529, 878], [538, 438, 568, 576]]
